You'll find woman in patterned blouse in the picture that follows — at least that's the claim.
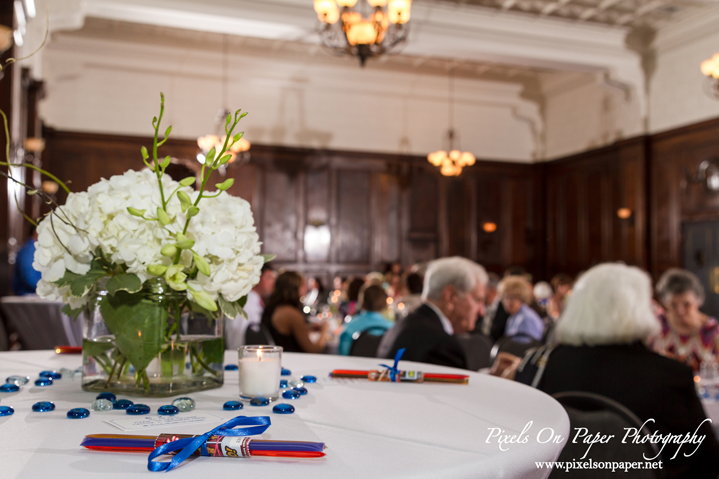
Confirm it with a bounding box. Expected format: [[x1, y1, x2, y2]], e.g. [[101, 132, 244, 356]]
[[649, 268, 719, 371]]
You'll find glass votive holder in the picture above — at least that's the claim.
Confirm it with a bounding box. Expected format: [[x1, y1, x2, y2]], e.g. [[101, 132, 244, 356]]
[[239, 345, 282, 402]]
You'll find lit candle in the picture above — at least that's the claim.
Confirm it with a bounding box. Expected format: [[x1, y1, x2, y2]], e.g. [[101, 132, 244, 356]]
[[239, 346, 282, 400]]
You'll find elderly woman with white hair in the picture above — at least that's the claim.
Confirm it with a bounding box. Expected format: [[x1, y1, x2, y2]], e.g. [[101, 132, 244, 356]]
[[648, 268, 719, 372], [515, 263, 719, 479], [377, 256, 487, 369]]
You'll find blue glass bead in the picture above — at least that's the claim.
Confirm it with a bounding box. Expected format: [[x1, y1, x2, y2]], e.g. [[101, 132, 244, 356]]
[[32, 401, 55, 412], [96, 392, 116, 402], [279, 379, 289, 388], [282, 389, 300, 400], [293, 387, 308, 395], [224, 364, 238, 371], [126, 404, 151, 415], [281, 368, 291, 376], [300, 375, 317, 384], [34, 378, 53, 387], [39, 370, 61, 379], [273, 403, 295, 414], [0, 405, 14, 416], [67, 408, 90, 419], [171, 397, 195, 412], [113, 399, 134, 410], [250, 397, 270, 406], [6, 375, 29, 386], [158, 405, 179, 415], [0, 383, 19, 393], [223, 401, 243, 411], [91, 399, 114, 411]]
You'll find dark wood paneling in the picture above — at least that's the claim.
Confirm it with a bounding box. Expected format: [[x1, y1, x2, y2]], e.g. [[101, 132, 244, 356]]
[[337, 169, 371, 264]]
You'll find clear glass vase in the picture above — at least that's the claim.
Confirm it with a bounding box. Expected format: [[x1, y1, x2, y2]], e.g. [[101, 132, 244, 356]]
[[81, 279, 225, 397]]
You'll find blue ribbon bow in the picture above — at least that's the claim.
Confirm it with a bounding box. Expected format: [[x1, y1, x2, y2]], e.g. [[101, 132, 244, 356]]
[[379, 347, 405, 382], [147, 415, 271, 472]]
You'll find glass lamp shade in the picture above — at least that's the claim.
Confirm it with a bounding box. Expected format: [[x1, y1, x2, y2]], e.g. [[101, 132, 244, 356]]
[[368, 0, 388, 6], [346, 20, 378, 45], [315, 0, 340, 23], [388, 0, 411, 24], [427, 151, 446, 167], [337, 0, 358, 7], [702, 59, 715, 76], [459, 152, 476, 166], [197, 134, 220, 152], [342, 10, 362, 26]]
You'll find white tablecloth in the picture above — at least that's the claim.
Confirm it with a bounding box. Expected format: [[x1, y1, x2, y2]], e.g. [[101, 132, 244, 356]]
[[0, 351, 569, 478]]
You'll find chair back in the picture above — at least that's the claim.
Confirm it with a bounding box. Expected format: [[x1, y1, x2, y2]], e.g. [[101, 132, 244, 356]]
[[456, 333, 493, 371], [490, 334, 542, 363], [550, 391, 664, 479], [349, 331, 383, 357], [244, 324, 275, 346], [0, 297, 82, 349]]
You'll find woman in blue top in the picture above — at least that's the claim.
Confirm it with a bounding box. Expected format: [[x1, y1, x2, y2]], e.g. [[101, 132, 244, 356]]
[[339, 284, 394, 356]]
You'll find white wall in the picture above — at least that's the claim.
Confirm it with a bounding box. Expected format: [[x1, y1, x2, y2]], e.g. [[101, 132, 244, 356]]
[[38, 31, 540, 162]]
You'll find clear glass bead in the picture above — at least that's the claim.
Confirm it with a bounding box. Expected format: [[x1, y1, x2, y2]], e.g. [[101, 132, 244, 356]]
[[171, 397, 195, 412], [91, 398, 114, 411]]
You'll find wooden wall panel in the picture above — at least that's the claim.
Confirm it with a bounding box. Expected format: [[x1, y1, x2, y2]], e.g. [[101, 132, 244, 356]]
[[337, 170, 371, 264], [262, 169, 299, 263]]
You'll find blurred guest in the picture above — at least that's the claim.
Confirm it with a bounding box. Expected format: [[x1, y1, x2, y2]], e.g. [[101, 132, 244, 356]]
[[547, 273, 573, 320], [14, 226, 41, 296], [515, 263, 719, 479], [378, 257, 487, 369], [262, 271, 330, 354], [490, 266, 531, 341], [304, 277, 329, 306], [532, 281, 553, 315], [394, 272, 424, 320], [477, 272, 500, 336], [338, 284, 393, 356], [225, 263, 276, 350], [339, 276, 365, 319], [500, 276, 543, 341], [649, 268, 719, 371]]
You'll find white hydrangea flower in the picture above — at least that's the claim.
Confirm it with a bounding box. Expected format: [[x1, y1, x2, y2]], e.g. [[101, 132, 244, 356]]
[[32, 169, 263, 310]]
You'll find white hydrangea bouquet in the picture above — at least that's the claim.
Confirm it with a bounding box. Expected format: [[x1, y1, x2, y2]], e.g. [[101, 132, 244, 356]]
[[29, 94, 270, 395]]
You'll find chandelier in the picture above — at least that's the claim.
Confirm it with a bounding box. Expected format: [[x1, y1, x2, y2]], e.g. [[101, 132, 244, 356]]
[[427, 70, 475, 177], [197, 35, 250, 167], [701, 53, 719, 99], [313, 0, 412, 66]]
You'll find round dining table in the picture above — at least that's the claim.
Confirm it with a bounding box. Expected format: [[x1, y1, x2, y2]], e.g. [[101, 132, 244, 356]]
[[0, 350, 569, 478]]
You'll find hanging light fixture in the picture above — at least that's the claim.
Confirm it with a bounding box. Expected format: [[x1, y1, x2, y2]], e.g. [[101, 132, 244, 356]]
[[197, 35, 250, 168], [701, 53, 719, 100], [427, 69, 476, 177], [313, 0, 411, 67]]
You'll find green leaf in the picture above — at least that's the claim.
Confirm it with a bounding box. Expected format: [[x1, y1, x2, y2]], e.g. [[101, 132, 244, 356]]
[[238, 295, 248, 308], [70, 271, 106, 298], [261, 254, 277, 263], [61, 303, 85, 320], [54, 270, 81, 288], [193, 253, 211, 277], [180, 177, 195, 187], [161, 156, 171, 168], [127, 207, 146, 217], [218, 295, 239, 319], [99, 291, 167, 373], [186, 206, 200, 219], [106, 273, 143, 296], [157, 207, 170, 225], [177, 191, 191, 213], [141, 146, 149, 160], [215, 178, 234, 191], [82, 337, 114, 357], [236, 305, 248, 320]]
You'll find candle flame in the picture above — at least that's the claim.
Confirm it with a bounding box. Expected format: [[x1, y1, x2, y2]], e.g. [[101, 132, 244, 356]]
[[257, 349, 263, 361]]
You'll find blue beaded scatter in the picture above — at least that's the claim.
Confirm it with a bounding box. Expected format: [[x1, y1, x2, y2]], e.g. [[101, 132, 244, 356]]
[[281, 368, 291, 376], [96, 392, 116, 402], [126, 404, 151, 415], [67, 408, 90, 419], [224, 364, 238, 371], [32, 401, 55, 412], [293, 386, 308, 395], [273, 403, 295, 414], [0, 405, 14, 416], [250, 397, 270, 406], [300, 375, 317, 383], [279, 379, 289, 388], [35, 378, 53, 387], [0, 383, 19, 393], [158, 405, 179, 416], [171, 397, 195, 412], [6, 375, 29, 386], [39, 370, 61, 380], [223, 401, 243, 411], [113, 399, 134, 410], [282, 389, 300, 400]]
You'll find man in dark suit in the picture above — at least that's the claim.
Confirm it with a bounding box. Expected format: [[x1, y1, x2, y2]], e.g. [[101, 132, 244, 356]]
[[378, 257, 487, 369]]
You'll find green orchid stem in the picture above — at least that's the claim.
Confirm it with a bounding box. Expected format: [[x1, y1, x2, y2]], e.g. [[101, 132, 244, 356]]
[[189, 345, 220, 378], [151, 95, 168, 210], [93, 354, 114, 377]]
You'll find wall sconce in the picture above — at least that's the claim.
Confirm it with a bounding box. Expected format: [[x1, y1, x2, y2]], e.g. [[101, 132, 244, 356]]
[[482, 222, 497, 233], [685, 158, 719, 194], [616, 208, 632, 219]]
